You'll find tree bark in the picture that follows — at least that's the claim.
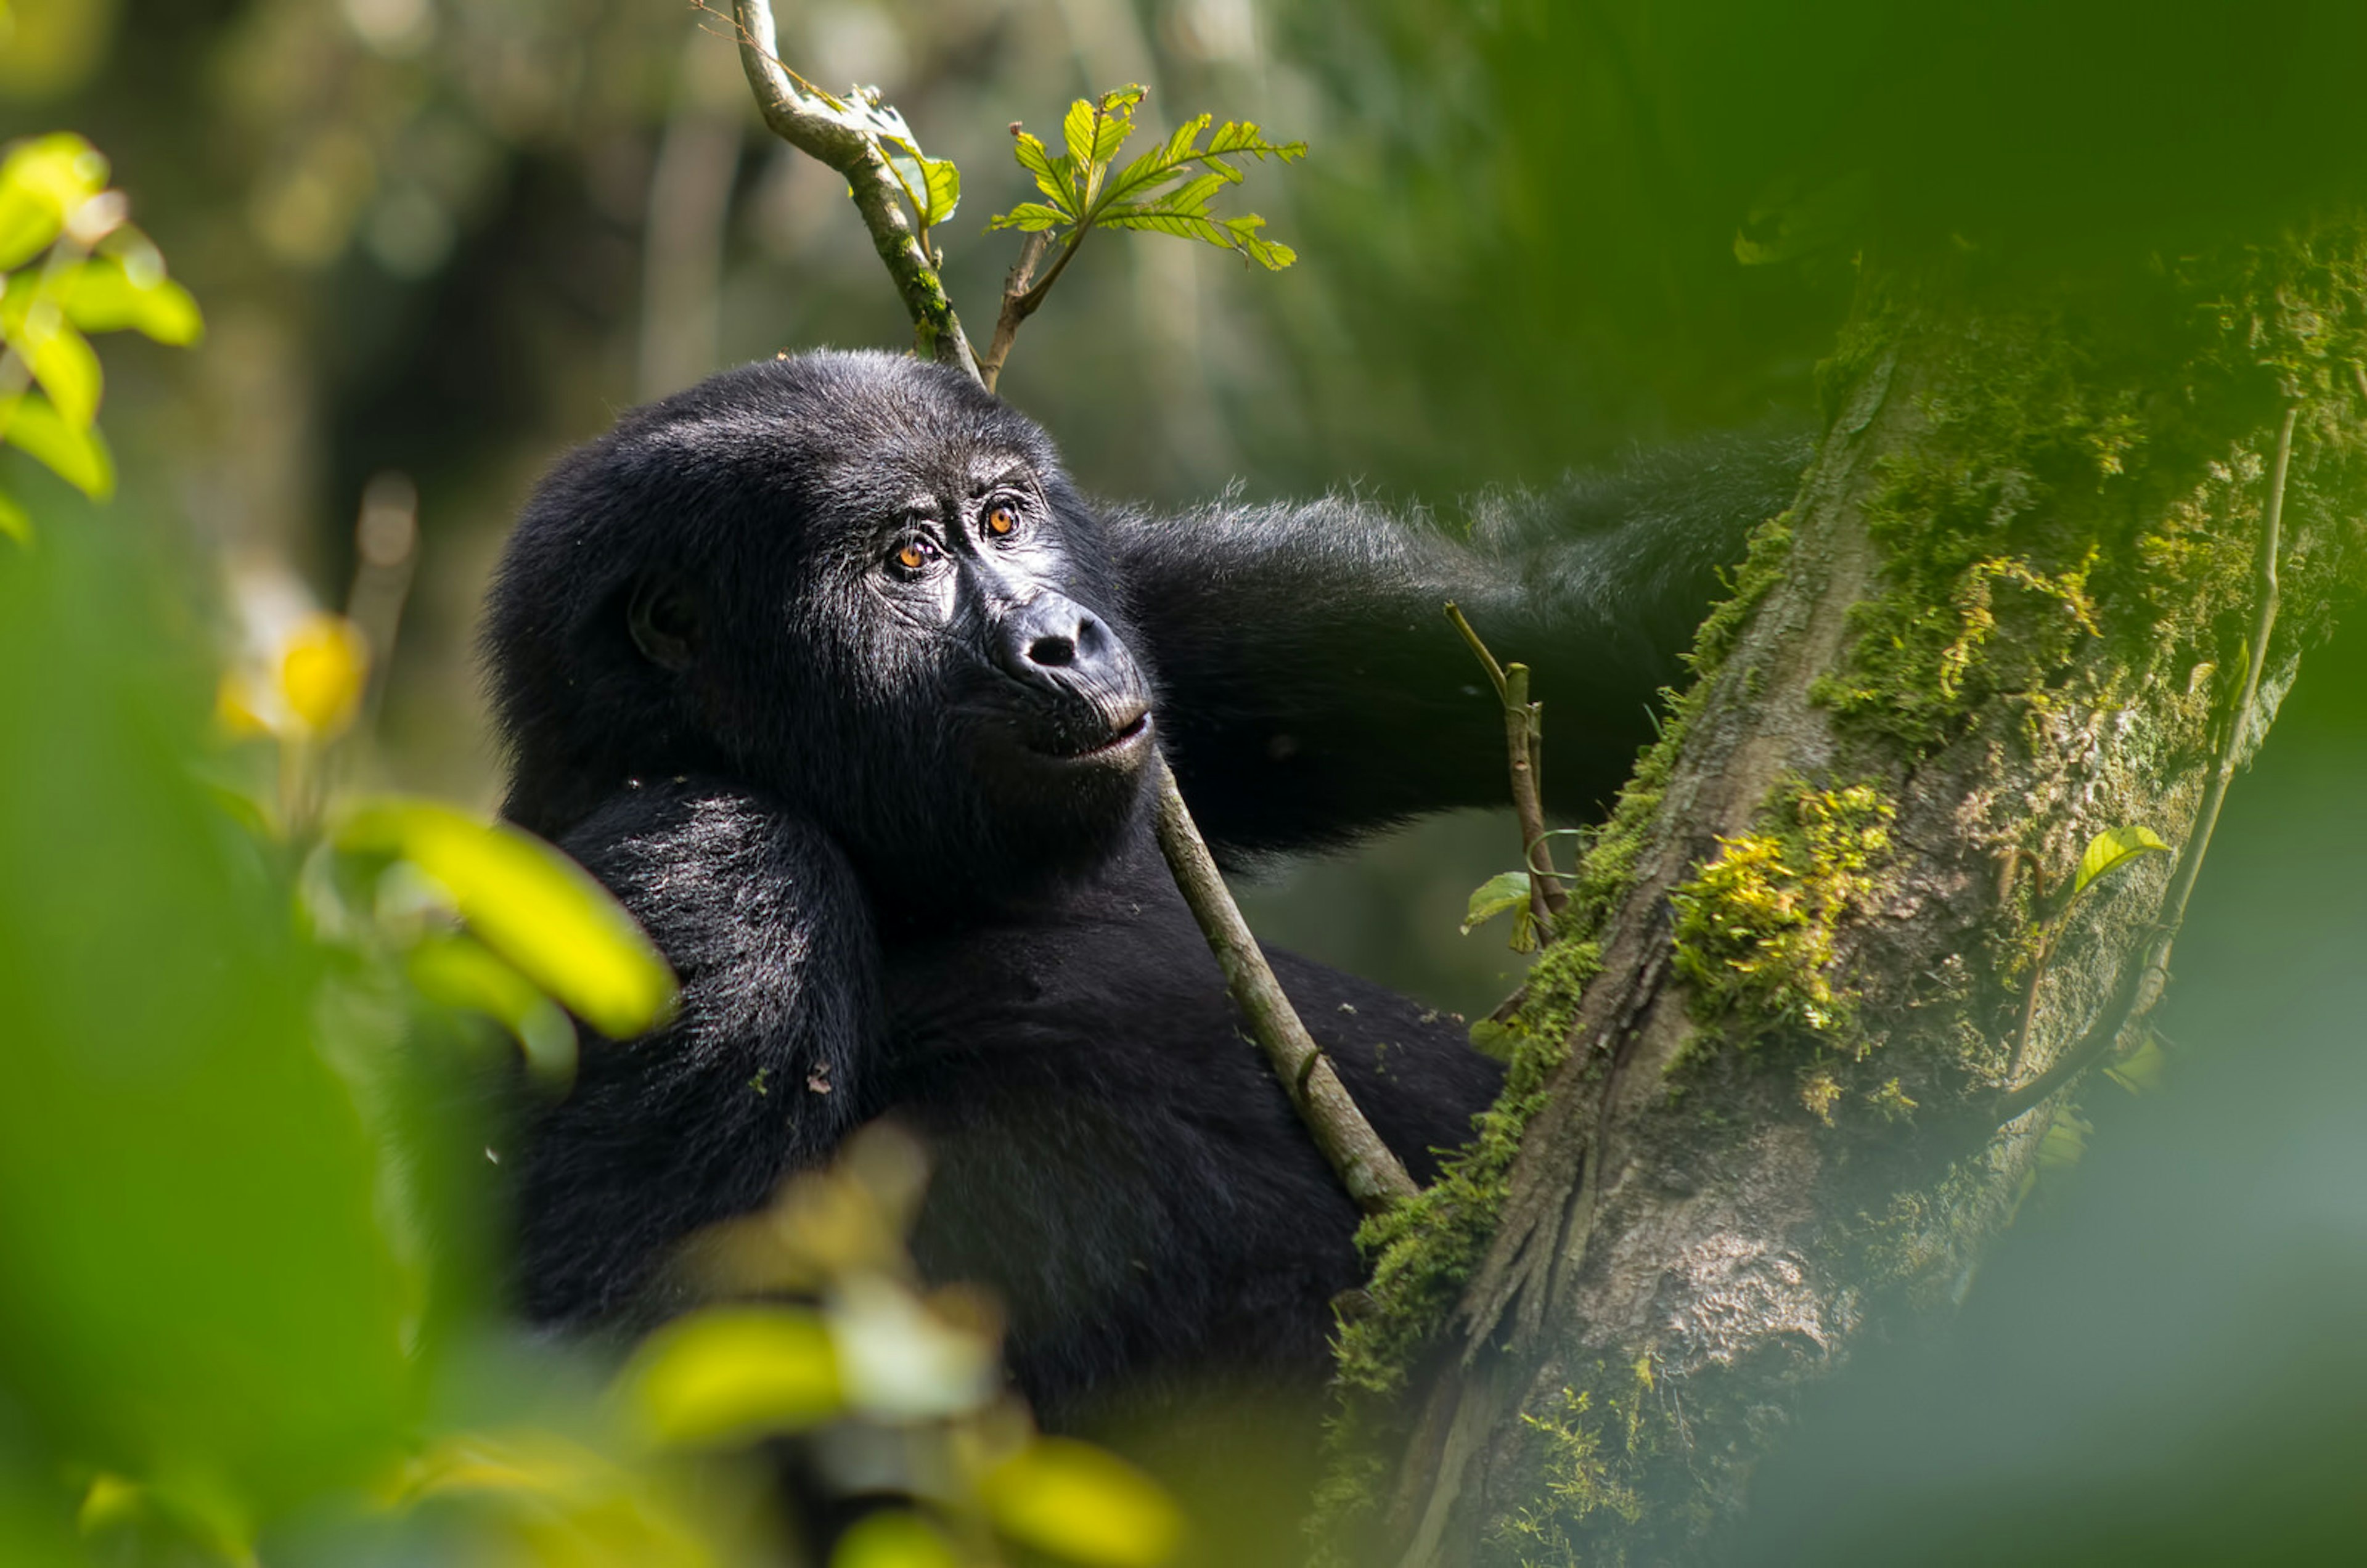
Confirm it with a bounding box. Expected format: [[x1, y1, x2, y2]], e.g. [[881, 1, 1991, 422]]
[[1328, 227, 2367, 1565]]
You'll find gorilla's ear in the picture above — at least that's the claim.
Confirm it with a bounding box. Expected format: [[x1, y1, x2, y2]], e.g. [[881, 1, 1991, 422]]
[[627, 574, 701, 672]]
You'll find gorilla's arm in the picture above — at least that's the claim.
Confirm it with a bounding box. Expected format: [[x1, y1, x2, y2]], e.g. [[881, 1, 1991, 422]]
[[513, 780, 879, 1326], [1110, 435, 1808, 855]]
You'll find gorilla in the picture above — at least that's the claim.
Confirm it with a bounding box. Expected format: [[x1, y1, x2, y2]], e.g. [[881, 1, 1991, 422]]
[[484, 349, 1800, 1424]]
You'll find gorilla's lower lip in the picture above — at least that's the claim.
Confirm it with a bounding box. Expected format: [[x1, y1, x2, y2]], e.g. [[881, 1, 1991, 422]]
[[1042, 711, 1151, 761]]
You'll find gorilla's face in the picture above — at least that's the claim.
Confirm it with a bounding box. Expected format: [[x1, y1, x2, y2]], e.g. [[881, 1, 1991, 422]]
[[488, 352, 1159, 916]]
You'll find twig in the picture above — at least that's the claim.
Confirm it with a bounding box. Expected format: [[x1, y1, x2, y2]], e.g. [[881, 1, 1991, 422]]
[[1446, 602, 1568, 929], [976, 229, 1053, 393], [727, 0, 1408, 1211], [1151, 757, 1419, 1212], [1996, 404, 2294, 1123], [728, 0, 979, 381]]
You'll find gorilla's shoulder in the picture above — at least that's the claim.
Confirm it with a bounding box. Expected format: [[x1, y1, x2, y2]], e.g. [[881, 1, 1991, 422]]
[[558, 778, 869, 979]]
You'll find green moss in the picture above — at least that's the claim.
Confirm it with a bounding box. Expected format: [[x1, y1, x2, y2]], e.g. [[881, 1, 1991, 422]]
[[1669, 780, 1895, 1055], [1817, 226, 2367, 756], [1492, 1378, 1647, 1565]]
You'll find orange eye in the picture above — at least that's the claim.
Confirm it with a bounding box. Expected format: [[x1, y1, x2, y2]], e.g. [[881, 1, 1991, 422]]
[[985, 504, 1017, 537], [895, 539, 933, 571]]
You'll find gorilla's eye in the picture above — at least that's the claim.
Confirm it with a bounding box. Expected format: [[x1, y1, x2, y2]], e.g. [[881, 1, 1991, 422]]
[[984, 503, 1018, 538], [893, 537, 938, 573]]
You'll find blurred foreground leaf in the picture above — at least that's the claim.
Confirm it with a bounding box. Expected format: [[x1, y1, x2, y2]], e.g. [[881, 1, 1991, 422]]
[[336, 797, 678, 1039], [981, 1439, 1183, 1567], [620, 1306, 843, 1448], [0, 390, 113, 497], [0, 523, 416, 1517], [831, 1509, 962, 1568]]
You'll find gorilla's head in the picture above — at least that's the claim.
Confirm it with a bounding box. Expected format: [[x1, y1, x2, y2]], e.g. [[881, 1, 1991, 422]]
[[485, 351, 1156, 912]]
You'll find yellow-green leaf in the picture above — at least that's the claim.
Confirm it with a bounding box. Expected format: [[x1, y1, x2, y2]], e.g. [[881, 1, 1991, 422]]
[[0, 390, 113, 497], [54, 256, 203, 345], [2104, 1027, 2169, 1095], [0, 133, 107, 270], [1008, 129, 1076, 213], [619, 1305, 843, 1447], [0, 484, 27, 544], [2072, 823, 2172, 897], [406, 933, 578, 1086], [9, 304, 101, 427], [986, 202, 1068, 234], [830, 1511, 961, 1568], [335, 798, 679, 1039], [1461, 871, 1532, 935], [982, 1439, 1182, 1568], [1061, 97, 1102, 171]]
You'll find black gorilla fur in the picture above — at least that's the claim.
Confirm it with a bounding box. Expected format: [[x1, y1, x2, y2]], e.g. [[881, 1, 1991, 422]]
[[484, 350, 1802, 1423]]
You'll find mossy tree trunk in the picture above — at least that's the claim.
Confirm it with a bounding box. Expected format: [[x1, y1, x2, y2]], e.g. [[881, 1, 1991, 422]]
[[1327, 226, 2367, 1566]]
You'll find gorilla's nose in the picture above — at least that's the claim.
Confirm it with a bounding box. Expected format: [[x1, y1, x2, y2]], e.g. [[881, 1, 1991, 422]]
[[999, 592, 1118, 684]]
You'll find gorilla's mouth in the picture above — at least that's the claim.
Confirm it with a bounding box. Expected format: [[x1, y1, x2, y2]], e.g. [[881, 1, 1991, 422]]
[[1039, 706, 1151, 762]]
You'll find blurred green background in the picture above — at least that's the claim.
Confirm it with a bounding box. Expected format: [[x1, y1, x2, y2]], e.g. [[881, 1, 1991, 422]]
[[4, 0, 2366, 1562]]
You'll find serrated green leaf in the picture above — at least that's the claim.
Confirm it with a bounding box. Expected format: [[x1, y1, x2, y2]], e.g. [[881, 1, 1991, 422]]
[[1088, 86, 1143, 165], [1009, 129, 1077, 214], [2072, 823, 2172, 897], [52, 256, 204, 345], [8, 307, 102, 427], [405, 932, 578, 1086], [1462, 871, 1532, 934], [982, 1439, 1182, 1568], [335, 797, 679, 1039], [0, 391, 113, 497], [986, 202, 1070, 234], [1061, 97, 1102, 171], [1207, 121, 1307, 162]]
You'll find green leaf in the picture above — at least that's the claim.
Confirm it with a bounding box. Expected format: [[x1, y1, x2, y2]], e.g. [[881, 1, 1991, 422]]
[[915, 154, 960, 227], [982, 1439, 1183, 1568], [2037, 1105, 2093, 1174], [404, 932, 578, 1086], [2072, 824, 2172, 897], [0, 133, 108, 271], [1061, 96, 1103, 171], [1100, 205, 1296, 268], [335, 797, 679, 1039], [2104, 1027, 2169, 1095], [830, 1511, 962, 1568], [52, 256, 203, 345], [1207, 120, 1307, 163], [7, 307, 102, 427], [1461, 871, 1532, 934], [620, 1305, 842, 1448], [985, 202, 1069, 234], [0, 484, 27, 544], [0, 391, 113, 497], [1008, 129, 1077, 214], [1087, 85, 1144, 165]]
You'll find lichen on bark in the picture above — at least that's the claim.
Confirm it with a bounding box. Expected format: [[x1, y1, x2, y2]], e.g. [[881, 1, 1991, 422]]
[[1327, 220, 2367, 1567]]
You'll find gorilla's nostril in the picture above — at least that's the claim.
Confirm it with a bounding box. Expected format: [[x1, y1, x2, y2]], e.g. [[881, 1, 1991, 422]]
[[1029, 634, 1077, 667]]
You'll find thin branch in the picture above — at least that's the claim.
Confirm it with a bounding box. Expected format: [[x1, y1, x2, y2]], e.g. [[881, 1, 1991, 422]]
[[1151, 756, 1419, 1213], [727, 0, 979, 382], [977, 229, 1052, 393], [1996, 403, 2295, 1123], [1447, 603, 1568, 926]]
